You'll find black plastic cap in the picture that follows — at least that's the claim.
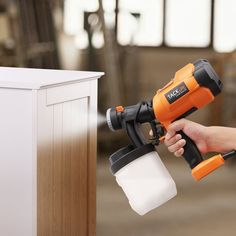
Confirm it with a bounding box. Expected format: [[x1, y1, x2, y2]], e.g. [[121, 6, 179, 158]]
[[109, 144, 155, 175], [193, 59, 223, 96]]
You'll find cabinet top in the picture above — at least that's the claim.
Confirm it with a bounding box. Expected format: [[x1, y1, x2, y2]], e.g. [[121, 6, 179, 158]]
[[0, 67, 104, 89]]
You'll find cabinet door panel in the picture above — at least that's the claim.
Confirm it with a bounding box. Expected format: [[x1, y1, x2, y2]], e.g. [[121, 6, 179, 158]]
[[37, 85, 92, 236]]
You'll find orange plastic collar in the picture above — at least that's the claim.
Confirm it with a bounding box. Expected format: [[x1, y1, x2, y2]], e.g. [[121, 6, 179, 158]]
[[192, 154, 225, 181], [116, 106, 124, 112]]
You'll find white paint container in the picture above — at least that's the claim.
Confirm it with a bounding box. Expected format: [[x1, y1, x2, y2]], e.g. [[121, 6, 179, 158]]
[[109, 144, 177, 215]]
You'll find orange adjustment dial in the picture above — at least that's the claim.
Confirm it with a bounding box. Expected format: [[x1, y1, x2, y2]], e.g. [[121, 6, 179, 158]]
[[159, 136, 166, 142], [192, 154, 225, 181], [116, 106, 125, 112]]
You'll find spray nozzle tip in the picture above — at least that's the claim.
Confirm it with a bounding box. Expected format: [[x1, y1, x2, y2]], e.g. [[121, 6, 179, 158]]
[[106, 108, 115, 131]]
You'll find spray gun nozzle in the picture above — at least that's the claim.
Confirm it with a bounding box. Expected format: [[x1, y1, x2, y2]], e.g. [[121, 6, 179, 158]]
[[106, 107, 123, 131]]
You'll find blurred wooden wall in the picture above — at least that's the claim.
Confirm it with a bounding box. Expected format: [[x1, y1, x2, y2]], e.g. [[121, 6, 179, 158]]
[[0, 0, 60, 68]]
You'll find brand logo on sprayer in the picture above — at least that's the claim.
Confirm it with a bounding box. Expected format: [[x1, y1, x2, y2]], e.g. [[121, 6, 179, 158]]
[[167, 89, 179, 99], [165, 82, 189, 104]]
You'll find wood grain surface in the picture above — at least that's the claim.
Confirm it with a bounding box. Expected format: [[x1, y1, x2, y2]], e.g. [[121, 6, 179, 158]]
[[37, 81, 97, 236]]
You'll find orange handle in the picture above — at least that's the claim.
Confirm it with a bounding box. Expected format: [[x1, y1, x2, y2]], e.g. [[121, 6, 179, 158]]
[[191, 154, 225, 181]]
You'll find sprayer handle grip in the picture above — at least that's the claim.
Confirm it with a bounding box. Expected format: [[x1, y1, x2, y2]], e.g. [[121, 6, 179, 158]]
[[177, 130, 203, 169]]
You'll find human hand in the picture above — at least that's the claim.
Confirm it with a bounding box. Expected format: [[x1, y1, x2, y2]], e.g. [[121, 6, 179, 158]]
[[164, 119, 208, 157]]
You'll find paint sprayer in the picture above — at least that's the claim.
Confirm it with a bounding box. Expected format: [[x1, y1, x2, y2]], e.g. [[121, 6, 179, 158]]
[[106, 59, 236, 215]]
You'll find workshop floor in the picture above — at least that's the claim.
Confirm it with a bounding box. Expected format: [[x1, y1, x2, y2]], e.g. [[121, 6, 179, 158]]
[[97, 148, 236, 236]]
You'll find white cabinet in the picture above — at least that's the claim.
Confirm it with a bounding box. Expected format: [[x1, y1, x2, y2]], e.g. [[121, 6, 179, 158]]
[[0, 67, 103, 236]]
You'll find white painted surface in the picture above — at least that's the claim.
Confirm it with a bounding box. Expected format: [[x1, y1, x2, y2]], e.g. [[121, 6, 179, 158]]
[[0, 67, 103, 89], [46, 80, 90, 105], [0, 89, 36, 236], [0, 68, 101, 236]]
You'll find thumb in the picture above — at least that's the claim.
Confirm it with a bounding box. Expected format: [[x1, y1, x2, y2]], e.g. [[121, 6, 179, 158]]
[[165, 119, 187, 140]]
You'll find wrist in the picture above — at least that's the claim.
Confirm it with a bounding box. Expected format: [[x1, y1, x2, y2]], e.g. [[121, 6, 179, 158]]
[[204, 126, 216, 152], [205, 126, 236, 153]]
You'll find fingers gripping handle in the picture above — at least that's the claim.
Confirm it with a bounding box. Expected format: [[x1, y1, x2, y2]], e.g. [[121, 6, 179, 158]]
[[178, 131, 204, 169]]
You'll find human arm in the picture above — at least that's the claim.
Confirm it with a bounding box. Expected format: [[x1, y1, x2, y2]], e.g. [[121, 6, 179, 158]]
[[164, 119, 236, 157]]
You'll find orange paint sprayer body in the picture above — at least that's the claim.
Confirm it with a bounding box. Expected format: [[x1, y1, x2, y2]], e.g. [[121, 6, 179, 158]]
[[153, 63, 215, 129]]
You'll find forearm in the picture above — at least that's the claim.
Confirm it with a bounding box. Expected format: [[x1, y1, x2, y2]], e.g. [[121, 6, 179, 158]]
[[206, 126, 236, 153]]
